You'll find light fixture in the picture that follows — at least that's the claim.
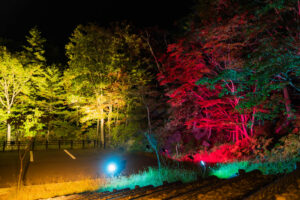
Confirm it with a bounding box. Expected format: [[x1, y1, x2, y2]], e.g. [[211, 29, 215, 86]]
[[200, 160, 205, 166], [107, 162, 117, 174]]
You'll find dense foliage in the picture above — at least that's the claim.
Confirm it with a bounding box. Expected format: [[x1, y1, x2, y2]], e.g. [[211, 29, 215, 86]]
[[157, 0, 299, 161], [0, 24, 157, 151], [0, 0, 299, 159]]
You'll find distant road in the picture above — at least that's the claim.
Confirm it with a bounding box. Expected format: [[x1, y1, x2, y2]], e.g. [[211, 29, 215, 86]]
[[0, 149, 157, 187]]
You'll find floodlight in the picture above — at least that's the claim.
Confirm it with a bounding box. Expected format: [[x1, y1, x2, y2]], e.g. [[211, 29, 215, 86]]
[[107, 163, 117, 173], [200, 160, 205, 166]]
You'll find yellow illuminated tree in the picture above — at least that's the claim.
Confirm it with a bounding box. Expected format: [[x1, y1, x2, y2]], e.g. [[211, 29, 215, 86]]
[[0, 47, 39, 143], [66, 23, 155, 149], [66, 24, 114, 147], [38, 66, 66, 140]]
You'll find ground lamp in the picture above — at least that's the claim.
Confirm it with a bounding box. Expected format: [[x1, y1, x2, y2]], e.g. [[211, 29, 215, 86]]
[[107, 162, 117, 175], [104, 156, 126, 177]]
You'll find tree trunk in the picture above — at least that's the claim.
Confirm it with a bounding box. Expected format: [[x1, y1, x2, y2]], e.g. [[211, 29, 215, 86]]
[[100, 108, 105, 149], [145, 104, 161, 170], [276, 86, 294, 133], [283, 86, 293, 118], [7, 109, 11, 144], [99, 90, 105, 148], [250, 108, 256, 137], [101, 118, 105, 149], [17, 142, 31, 191], [18, 152, 24, 191], [125, 104, 129, 126], [241, 114, 250, 139], [116, 105, 119, 124], [76, 106, 79, 127], [7, 123, 11, 143], [97, 118, 100, 142], [47, 122, 50, 141], [107, 104, 112, 146], [47, 130, 50, 141]]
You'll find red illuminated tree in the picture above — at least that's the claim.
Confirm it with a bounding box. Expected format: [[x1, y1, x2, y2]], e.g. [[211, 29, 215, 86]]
[[158, 0, 300, 156]]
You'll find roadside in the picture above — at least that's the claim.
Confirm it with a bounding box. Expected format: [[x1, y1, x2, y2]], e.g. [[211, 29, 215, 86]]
[[0, 149, 157, 188]]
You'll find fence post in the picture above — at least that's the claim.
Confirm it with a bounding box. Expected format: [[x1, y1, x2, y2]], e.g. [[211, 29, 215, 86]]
[[70, 140, 73, 149], [46, 140, 48, 150], [2, 141, 5, 152], [58, 140, 61, 150], [82, 140, 85, 149]]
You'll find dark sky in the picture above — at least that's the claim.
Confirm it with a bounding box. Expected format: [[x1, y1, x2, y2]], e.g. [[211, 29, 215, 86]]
[[0, 0, 194, 45]]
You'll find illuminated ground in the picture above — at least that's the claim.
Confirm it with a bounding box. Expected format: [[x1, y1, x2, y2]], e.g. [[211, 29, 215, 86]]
[[49, 168, 300, 200], [0, 149, 157, 187]]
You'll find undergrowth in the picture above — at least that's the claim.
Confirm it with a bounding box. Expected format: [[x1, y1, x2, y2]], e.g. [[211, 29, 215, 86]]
[[209, 158, 299, 179], [98, 166, 199, 192]]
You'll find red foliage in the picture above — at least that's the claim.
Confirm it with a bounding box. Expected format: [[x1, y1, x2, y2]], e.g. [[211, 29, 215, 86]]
[[158, 12, 257, 153], [180, 137, 271, 163]]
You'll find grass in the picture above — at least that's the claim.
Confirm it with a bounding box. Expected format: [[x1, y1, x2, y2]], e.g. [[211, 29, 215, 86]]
[[209, 161, 248, 179], [0, 166, 199, 199], [0, 178, 105, 200], [99, 166, 199, 192], [209, 159, 299, 179], [2, 159, 296, 199]]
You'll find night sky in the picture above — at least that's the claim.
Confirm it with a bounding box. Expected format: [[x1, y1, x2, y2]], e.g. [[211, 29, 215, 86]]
[[0, 0, 194, 47]]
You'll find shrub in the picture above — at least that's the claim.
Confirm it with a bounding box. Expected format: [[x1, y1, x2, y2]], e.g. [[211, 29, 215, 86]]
[[268, 132, 300, 161], [98, 166, 199, 192], [209, 159, 298, 179]]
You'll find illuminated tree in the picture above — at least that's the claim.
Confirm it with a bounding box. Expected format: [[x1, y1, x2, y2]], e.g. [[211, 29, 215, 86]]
[[37, 66, 66, 140], [159, 0, 299, 155], [243, 0, 300, 133], [0, 47, 39, 143], [24, 27, 46, 63], [66, 24, 115, 147], [66, 23, 154, 148], [18, 107, 44, 190], [22, 26, 46, 66]]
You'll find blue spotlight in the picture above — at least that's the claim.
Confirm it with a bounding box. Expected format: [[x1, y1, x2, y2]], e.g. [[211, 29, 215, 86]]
[[107, 162, 117, 174], [102, 155, 126, 177]]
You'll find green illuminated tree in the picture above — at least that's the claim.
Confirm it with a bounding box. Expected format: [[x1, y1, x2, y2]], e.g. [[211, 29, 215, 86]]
[[0, 47, 39, 143], [243, 0, 300, 133], [37, 66, 66, 140], [22, 26, 46, 66]]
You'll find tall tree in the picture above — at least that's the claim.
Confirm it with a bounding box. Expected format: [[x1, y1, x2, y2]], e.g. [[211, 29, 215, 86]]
[[158, 0, 299, 154], [66, 23, 155, 148], [22, 26, 46, 66], [66, 24, 114, 147], [0, 47, 39, 143], [37, 66, 66, 140]]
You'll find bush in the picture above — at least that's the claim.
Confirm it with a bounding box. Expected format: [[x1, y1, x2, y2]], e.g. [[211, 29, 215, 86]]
[[98, 166, 199, 192], [268, 132, 300, 161], [209, 159, 298, 179], [180, 136, 274, 163]]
